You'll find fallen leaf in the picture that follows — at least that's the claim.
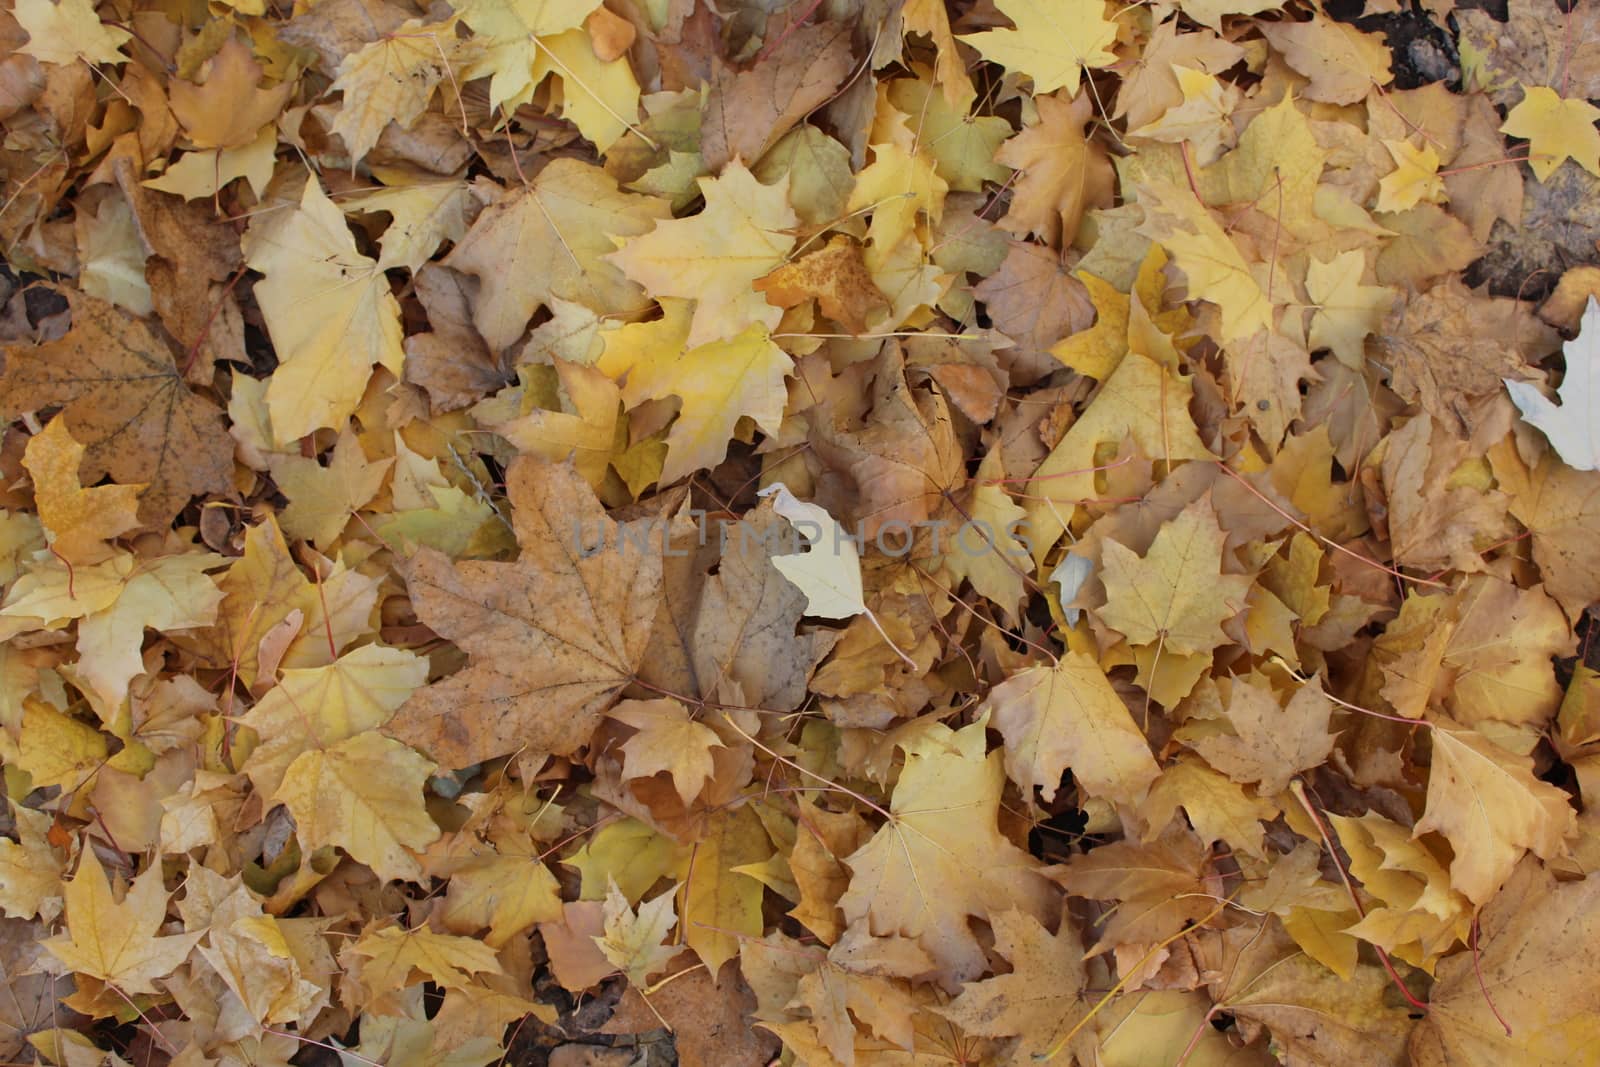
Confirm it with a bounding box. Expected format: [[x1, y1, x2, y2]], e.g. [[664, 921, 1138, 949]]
[[1506, 295, 1600, 470], [1099, 496, 1253, 657], [384, 457, 663, 767], [607, 162, 798, 347], [984, 653, 1160, 808], [595, 879, 680, 987], [1413, 717, 1575, 904], [274, 730, 441, 883], [242, 177, 405, 445], [0, 292, 232, 524], [42, 849, 203, 994]]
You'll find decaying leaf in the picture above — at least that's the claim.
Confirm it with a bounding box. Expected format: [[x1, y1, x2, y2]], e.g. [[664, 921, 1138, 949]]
[[384, 457, 663, 767]]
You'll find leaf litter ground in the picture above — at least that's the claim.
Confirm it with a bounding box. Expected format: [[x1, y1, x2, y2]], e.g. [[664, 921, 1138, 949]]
[[3, 0, 1600, 1064]]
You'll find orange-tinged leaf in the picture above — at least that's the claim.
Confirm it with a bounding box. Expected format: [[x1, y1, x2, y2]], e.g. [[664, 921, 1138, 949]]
[[995, 89, 1114, 246], [754, 235, 888, 335], [0, 292, 233, 525], [21, 418, 142, 566], [609, 698, 724, 806], [168, 39, 292, 149]]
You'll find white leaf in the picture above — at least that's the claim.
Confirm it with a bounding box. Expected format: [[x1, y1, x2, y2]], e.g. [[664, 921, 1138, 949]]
[[1506, 296, 1600, 471], [756, 483, 865, 619]]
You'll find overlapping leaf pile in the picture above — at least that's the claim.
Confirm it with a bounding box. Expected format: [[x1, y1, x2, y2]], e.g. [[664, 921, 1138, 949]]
[[3, 0, 1600, 1062]]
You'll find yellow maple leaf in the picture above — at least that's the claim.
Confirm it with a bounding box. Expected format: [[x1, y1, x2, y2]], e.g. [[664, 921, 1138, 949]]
[[191, 871, 330, 1025], [454, 0, 638, 149], [491, 361, 622, 490], [1376, 138, 1446, 213], [609, 698, 725, 806], [22, 417, 142, 566], [1305, 250, 1395, 368], [1330, 812, 1470, 971], [14, 699, 109, 793], [837, 715, 1056, 984], [0, 805, 64, 922], [959, 0, 1119, 98], [445, 159, 668, 352], [900, 0, 978, 109], [566, 818, 689, 903], [1023, 351, 1214, 559], [347, 178, 475, 273], [625, 324, 792, 486], [1500, 83, 1600, 181], [274, 731, 441, 883], [351, 923, 506, 1000], [934, 909, 1094, 1063], [441, 853, 564, 948], [267, 428, 393, 548], [882, 67, 1012, 193], [14, 0, 129, 67], [239, 644, 430, 798], [189, 515, 380, 687], [940, 448, 1033, 623], [529, 29, 641, 152], [142, 126, 277, 201], [330, 19, 471, 163], [596, 878, 680, 986], [984, 652, 1160, 807], [1099, 495, 1254, 657], [43, 849, 203, 994], [677, 805, 772, 974], [1142, 753, 1278, 859], [1413, 718, 1575, 905], [167, 39, 293, 149], [846, 141, 947, 259], [607, 162, 797, 347], [242, 178, 405, 446], [1129, 65, 1241, 165], [73, 550, 225, 713], [1137, 178, 1276, 342]]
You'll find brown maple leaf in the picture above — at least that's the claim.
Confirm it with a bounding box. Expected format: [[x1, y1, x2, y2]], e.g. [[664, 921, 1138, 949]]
[[0, 291, 232, 525], [384, 457, 664, 768]]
